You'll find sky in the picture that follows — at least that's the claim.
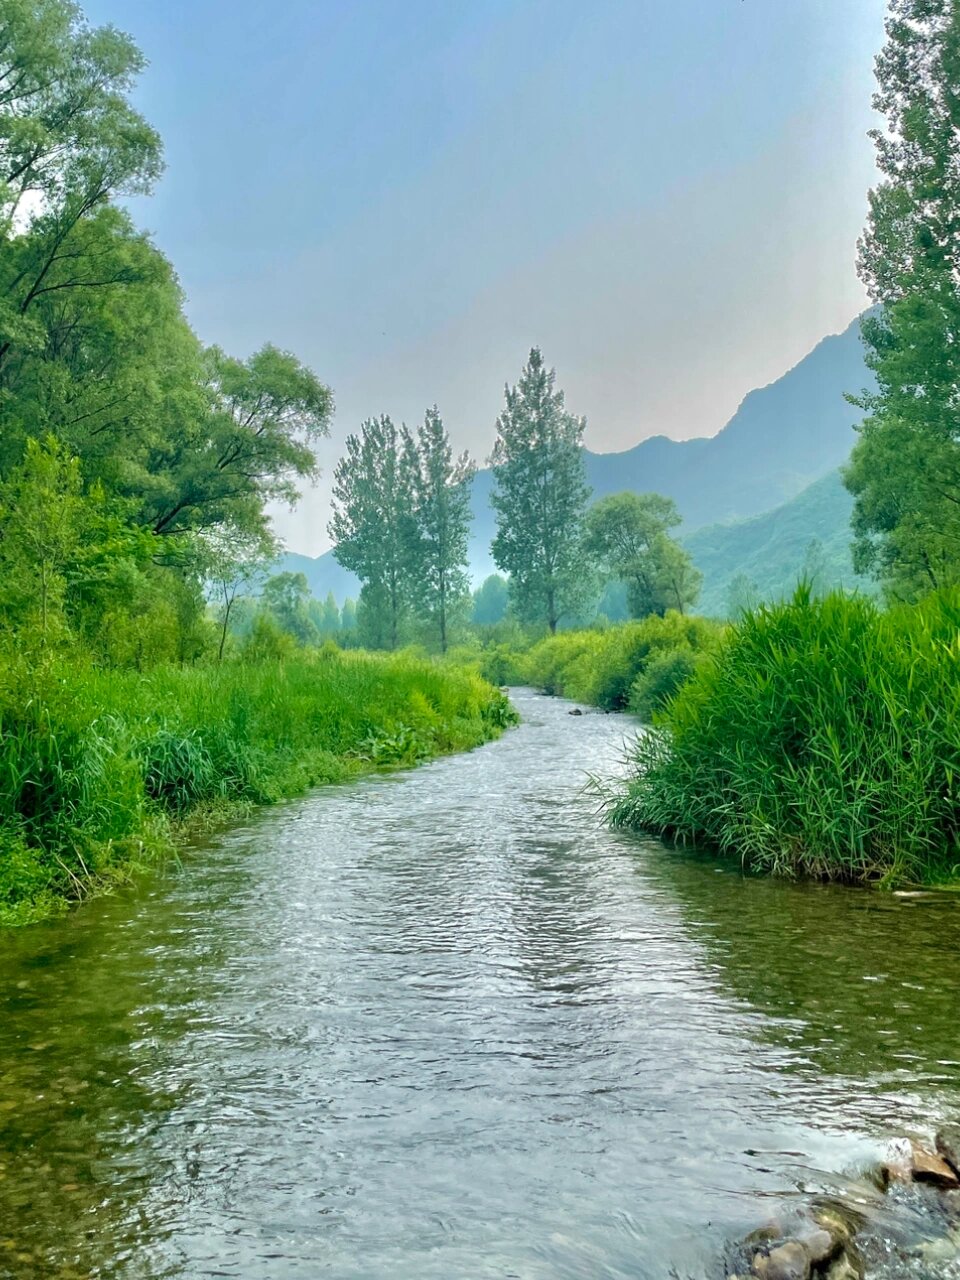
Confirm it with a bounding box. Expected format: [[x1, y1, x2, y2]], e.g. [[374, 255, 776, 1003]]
[[84, 0, 888, 556]]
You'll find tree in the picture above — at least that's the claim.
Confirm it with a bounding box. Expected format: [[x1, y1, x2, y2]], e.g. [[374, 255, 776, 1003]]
[[201, 523, 277, 661], [328, 415, 418, 649], [583, 492, 701, 617], [340, 597, 357, 631], [844, 0, 960, 598], [261, 571, 318, 646], [490, 348, 591, 632], [726, 573, 759, 618], [146, 344, 333, 539], [0, 0, 162, 382], [408, 406, 474, 652], [472, 573, 509, 625], [310, 591, 341, 636], [0, 435, 85, 643]]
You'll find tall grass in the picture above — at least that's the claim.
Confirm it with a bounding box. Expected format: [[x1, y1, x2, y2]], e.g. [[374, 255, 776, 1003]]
[[504, 614, 723, 714], [608, 587, 960, 885], [0, 649, 515, 924]]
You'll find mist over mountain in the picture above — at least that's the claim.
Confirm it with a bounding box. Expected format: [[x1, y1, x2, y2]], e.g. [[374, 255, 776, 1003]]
[[282, 313, 872, 605]]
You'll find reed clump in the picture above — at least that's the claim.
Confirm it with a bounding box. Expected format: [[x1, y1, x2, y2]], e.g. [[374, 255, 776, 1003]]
[[505, 613, 723, 714], [608, 587, 960, 885], [0, 650, 515, 924]]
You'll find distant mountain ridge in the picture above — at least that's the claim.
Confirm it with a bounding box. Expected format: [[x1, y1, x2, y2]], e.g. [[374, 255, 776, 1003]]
[[280, 312, 872, 605]]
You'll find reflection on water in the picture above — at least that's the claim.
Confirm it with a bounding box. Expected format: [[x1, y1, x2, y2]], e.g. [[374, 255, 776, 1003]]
[[0, 689, 957, 1278]]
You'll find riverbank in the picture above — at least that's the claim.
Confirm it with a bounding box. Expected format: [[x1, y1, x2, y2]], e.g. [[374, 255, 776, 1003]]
[[0, 649, 515, 925], [609, 587, 960, 886], [475, 612, 723, 716]]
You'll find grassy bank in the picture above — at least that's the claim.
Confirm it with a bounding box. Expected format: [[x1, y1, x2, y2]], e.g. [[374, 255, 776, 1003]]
[[475, 613, 723, 717], [608, 588, 960, 886], [0, 648, 515, 925]]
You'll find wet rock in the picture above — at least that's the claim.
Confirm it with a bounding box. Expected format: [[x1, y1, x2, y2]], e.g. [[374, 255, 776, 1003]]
[[940, 1188, 960, 1220], [910, 1140, 960, 1188], [824, 1249, 865, 1280], [795, 1226, 835, 1265], [751, 1241, 810, 1280], [568, 708, 583, 716], [936, 1125, 960, 1177], [811, 1203, 859, 1247]]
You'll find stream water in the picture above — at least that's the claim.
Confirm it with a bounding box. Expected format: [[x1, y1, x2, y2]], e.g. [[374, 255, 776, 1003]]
[[1, 689, 959, 1278]]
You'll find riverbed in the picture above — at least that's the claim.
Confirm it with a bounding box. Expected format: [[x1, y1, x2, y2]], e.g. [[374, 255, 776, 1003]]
[[0, 689, 958, 1278]]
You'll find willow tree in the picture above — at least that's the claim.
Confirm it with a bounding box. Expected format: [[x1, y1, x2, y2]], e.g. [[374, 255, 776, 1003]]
[[490, 348, 591, 632], [844, 0, 960, 598]]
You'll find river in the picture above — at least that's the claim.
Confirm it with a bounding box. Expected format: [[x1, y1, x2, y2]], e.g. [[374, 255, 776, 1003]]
[[1, 689, 959, 1278]]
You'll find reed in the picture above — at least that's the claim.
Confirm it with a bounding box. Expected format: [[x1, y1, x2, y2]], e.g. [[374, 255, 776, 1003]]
[[608, 587, 960, 885]]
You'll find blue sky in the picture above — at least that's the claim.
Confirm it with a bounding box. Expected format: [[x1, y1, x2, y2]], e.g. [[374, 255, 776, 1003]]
[[85, 0, 887, 554]]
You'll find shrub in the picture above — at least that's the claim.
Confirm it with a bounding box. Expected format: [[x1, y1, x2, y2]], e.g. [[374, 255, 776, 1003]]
[[628, 647, 699, 720]]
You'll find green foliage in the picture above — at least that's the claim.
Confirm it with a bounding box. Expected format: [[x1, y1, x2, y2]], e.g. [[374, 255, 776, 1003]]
[[329, 415, 419, 649], [628, 648, 702, 721], [472, 573, 509, 626], [609, 587, 960, 885], [490, 348, 592, 633], [407, 406, 474, 652], [510, 613, 723, 711], [583, 492, 702, 618], [0, 649, 515, 923], [844, 1, 960, 598]]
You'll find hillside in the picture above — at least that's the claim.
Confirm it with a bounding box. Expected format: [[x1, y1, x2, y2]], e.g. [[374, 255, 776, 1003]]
[[280, 312, 872, 604], [686, 470, 869, 616]]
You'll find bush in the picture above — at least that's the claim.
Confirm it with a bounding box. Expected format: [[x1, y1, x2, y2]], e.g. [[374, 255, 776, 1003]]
[[516, 614, 723, 710], [628, 647, 699, 720], [608, 587, 960, 885]]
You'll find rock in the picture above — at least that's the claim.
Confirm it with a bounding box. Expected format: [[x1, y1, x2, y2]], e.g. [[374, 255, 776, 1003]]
[[751, 1242, 810, 1280], [568, 708, 583, 716], [940, 1188, 960, 1219], [911, 1140, 960, 1188], [824, 1249, 865, 1280], [795, 1227, 836, 1265], [811, 1204, 857, 1247], [937, 1125, 960, 1177]]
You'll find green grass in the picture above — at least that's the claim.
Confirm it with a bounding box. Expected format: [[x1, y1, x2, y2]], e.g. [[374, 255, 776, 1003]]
[[0, 649, 516, 925], [490, 613, 723, 716], [608, 587, 960, 885]]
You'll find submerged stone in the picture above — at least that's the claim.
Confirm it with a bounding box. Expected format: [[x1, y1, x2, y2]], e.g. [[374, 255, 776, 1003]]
[[751, 1241, 810, 1280]]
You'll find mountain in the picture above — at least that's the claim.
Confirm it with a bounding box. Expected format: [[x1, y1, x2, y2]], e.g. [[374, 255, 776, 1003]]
[[279, 312, 872, 603], [685, 470, 869, 617]]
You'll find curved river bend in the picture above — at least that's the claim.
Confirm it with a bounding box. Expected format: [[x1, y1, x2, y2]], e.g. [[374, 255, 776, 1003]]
[[1, 690, 959, 1278]]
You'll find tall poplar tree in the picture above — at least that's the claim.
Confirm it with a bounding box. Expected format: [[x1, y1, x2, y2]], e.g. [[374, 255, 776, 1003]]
[[408, 407, 474, 652], [844, 0, 960, 597], [328, 415, 417, 649], [490, 348, 591, 632]]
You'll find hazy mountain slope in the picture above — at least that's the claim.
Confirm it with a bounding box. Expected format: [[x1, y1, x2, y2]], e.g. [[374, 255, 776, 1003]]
[[280, 313, 872, 602], [685, 471, 868, 617]]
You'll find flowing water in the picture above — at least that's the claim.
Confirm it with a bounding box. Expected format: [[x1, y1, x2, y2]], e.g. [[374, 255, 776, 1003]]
[[1, 689, 960, 1279]]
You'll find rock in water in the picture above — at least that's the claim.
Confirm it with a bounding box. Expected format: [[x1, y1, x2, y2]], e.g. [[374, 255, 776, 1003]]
[[795, 1227, 835, 1265], [911, 1140, 960, 1188], [568, 708, 583, 716], [751, 1241, 810, 1280], [825, 1251, 865, 1280], [937, 1125, 960, 1177]]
